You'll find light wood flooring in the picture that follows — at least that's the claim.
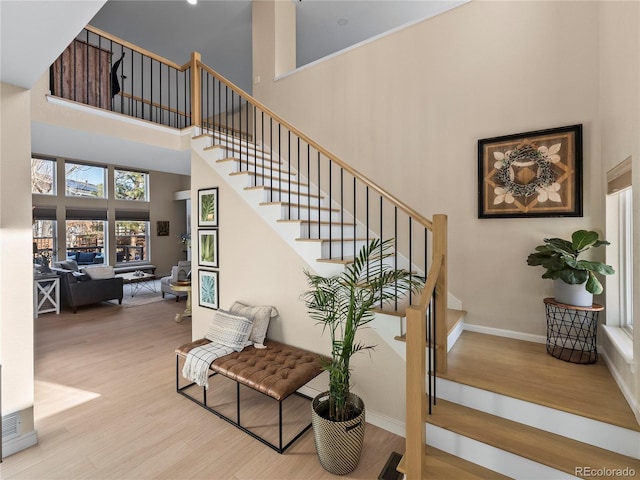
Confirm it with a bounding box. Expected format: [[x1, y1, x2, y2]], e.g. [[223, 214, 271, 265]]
[[2, 300, 404, 480], [440, 330, 639, 431]]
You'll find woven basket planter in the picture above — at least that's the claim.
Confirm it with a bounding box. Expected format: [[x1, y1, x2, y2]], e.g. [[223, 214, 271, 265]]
[[311, 392, 365, 475]]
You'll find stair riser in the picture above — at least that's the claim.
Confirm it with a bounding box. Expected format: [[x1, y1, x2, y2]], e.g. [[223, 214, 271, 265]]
[[231, 163, 291, 178], [321, 240, 368, 258], [302, 223, 360, 239], [254, 178, 308, 192], [280, 207, 341, 222], [258, 190, 322, 205]]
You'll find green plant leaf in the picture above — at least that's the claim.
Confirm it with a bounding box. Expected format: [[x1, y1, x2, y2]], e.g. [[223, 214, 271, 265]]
[[571, 230, 599, 252], [586, 271, 604, 294], [556, 268, 589, 285]]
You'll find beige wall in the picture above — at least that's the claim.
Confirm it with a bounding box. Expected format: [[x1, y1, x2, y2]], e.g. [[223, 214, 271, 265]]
[[190, 151, 408, 421], [597, 0, 640, 417], [0, 82, 36, 435], [253, 0, 604, 338]]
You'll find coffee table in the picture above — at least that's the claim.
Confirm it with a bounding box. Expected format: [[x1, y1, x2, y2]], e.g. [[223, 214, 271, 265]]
[[117, 272, 157, 297]]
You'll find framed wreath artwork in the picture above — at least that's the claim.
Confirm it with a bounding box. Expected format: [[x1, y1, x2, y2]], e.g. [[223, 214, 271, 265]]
[[478, 125, 583, 218]]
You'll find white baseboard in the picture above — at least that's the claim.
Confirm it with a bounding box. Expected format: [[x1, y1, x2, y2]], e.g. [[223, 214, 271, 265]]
[[298, 385, 406, 438], [2, 429, 38, 459], [463, 323, 546, 344]]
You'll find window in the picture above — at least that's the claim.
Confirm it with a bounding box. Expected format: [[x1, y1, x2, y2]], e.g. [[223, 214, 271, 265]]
[[115, 221, 149, 263], [114, 169, 148, 201], [65, 162, 106, 198], [33, 219, 57, 263], [65, 208, 107, 264], [31, 157, 56, 195], [617, 188, 633, 332], [606, 157, 633, 334]]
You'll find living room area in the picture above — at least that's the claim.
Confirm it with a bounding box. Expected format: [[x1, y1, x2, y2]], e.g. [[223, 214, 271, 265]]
[[32, 156, 192, 316]]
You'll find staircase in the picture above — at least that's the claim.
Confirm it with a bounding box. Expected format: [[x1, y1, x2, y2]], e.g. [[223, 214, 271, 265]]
[[400, 331, 640, 479]]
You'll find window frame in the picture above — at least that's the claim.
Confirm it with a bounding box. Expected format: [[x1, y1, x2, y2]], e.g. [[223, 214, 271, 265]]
[[114, 168, 149, 202], [64, 161, 107, 198], [31, 157, 57, 196]]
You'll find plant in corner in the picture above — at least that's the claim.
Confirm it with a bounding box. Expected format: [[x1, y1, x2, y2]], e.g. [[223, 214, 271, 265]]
[[302, 238, 423, 475], [526, 229, 614, 306]]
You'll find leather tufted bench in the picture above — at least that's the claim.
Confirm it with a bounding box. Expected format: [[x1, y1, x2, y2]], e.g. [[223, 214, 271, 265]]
[[175, 338, 326, 453]]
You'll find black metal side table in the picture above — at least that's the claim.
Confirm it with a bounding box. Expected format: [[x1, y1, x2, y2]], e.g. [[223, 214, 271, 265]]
[[544, 298, 603, 364]]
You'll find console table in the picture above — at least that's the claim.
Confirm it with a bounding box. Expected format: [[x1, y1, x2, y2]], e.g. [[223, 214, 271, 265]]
[[34, 274, 60, 318], [544, 298, 603, 364]]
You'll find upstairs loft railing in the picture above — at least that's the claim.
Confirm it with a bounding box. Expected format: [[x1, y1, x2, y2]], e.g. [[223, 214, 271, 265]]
[[50, 25, 193, 129]]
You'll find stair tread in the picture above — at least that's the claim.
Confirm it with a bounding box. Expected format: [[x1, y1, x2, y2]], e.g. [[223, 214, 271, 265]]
[[197, 131, 257, 149], [244, 185, 322, 199], [230, 171, 307, 186], [428, 399, 640, 478], [295, 237, 369, 243], [260, 202, 340, 212], [396, 446, 512, 479]]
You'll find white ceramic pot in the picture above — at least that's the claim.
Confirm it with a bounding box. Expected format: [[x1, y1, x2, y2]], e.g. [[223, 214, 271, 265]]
[[553, 279, 593, 307]]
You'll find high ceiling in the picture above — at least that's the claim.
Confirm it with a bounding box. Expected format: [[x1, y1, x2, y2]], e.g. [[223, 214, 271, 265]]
[[89, 0, 465, 93], [1, 0, 466, 175]]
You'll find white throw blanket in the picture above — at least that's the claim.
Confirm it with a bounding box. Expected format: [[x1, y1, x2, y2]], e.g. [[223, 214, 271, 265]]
[[182, 342, 235, 389]]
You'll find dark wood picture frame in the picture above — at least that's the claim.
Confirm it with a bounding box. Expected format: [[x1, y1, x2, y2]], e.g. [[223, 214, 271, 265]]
[[478, 124, 583, 218]]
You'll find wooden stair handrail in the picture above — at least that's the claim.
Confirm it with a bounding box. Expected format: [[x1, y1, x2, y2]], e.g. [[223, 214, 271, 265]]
[[85, 25, 189, 71]]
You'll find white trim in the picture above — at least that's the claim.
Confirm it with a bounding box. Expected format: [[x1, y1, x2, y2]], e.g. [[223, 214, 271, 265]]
[[297, 385, 406, 437], [2, 429, 38, 459], [45, 95, 191, 137], [599, 348, 640, 424], [602, 325, 634, 364], [427, 424, 579, 479], [438, 378, 640, 459], [463, 323, 546, 344]]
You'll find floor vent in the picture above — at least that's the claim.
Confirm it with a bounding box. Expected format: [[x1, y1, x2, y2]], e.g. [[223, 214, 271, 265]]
[[378, 451, 403, 480], [2, 412, 20, 441]]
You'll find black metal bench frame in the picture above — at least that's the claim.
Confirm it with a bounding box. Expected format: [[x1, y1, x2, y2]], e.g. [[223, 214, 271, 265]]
[[175, 355, 314, 454]]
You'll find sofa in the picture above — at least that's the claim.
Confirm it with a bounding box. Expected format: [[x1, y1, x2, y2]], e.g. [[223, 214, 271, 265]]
[[160, 261, 190, 301], [66, 251, 104, 266], [58, 271, 124, 313]]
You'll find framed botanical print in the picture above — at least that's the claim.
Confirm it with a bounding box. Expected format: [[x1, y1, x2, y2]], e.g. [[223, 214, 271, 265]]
[[199, 269, 219, 310], [478, 125, 583, 218], [198, 229, 218, 268], [198, 187, 218, 227]]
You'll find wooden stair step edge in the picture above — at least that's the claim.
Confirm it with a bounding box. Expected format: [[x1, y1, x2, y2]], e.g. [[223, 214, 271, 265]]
[[395, 308, 465, 342], [428, 399, 640, 479], [396, 446, 512, 479]]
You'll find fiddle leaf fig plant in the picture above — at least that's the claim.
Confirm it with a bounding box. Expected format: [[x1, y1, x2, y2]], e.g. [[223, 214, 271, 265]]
[[526, 230, 615, 295], [302, 238, 423, 422]]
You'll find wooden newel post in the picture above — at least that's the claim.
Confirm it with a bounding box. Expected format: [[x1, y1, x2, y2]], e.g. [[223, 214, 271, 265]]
[[406, 305, 427, 479], [433, 214, 448, 373], [190, 51, 201, 128]]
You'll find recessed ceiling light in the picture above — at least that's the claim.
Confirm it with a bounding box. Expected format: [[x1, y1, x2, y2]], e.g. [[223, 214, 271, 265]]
[[337, 18, 348, 26], [187, 0, 197, 5]]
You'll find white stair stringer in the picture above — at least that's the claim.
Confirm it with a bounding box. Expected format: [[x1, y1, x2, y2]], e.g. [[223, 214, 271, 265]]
[[436, 378, 640, 459], [193, 136, 344, 277]]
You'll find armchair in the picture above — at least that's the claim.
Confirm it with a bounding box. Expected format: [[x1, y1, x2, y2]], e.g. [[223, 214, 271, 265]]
[[160, 261, 191, 301]]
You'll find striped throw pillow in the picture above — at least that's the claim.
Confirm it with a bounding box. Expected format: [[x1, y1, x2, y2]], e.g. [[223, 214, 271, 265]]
[[205, 310, 253, 352]]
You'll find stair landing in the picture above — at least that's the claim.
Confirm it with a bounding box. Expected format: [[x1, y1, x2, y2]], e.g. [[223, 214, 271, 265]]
[[439, 331, 639, 431]]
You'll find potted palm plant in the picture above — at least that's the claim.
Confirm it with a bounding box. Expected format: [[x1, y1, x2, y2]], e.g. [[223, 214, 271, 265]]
[[527, 229, 615, 306], [302, 238, 423, 475]]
